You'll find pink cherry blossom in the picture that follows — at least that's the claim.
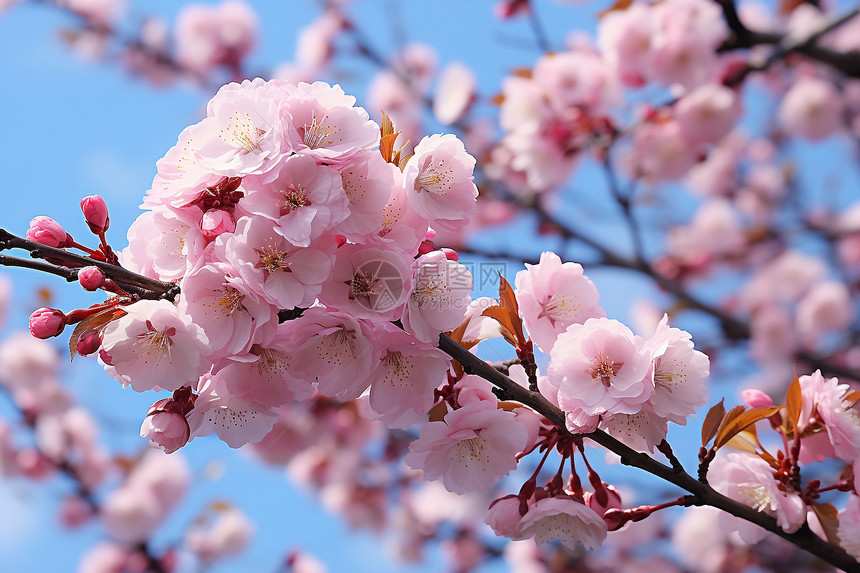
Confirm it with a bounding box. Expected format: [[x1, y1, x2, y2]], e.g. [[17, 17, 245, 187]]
[[838, 495, 860, 561], [239, 153, 349, 246], [174, 0, 257, 75], [295, 11, 343, 70], [779, 76, 845, 141], [646, 315, 710, 424], [140, 408, 190, 454], [100, 485, 163, 544], [709, 450, 806, 534], [674, 84, 742, 145], [186, 507, 255, 562], [533, 49, 618, 113], [796, 280, 856, 340], [402, 134, 479, 231], [598, 3, 655, 87], [333, 150, 395, 241], [515, 251, 605, 353], [401, 251, 473, 343], [366, 323, 450, 428], [187, 375, 279, 448], [433, 62, 476, 126], [194, 78, 290, 177], [319, 244, 412, 321], [281, 81, 379, 164], [221, 217, 333, 309], [550, 317, 653, 424], [374, 172, 430, 256], [518, 496, 607, 551], [485, 495, 528, 540], [600, 404, 668, 453], [287, 308, 375, 400], [177, 262, 277, 359], [406, 400, 527, 494], [798, 370, 860, 463], [100, 299, 210, 392]]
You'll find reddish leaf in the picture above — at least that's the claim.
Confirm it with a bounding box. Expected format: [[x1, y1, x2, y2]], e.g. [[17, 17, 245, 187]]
[[785, 373, 803, 435], [490, 93, 505, 106], [846, 390, 860, 406], [68, 307, 126, 360], [512, 68, 532, 79], [715, 405, 783, 450], [481, 306, 519, 347], [379, 112, 402, 165], [701, 398, 726, 447], [496, 274, 526, 346], [713, 405, 746, 449]]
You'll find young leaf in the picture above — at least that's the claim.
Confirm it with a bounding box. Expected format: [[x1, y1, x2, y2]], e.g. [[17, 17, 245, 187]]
[[785, 373, 803, 434], [481, 305, 518, 347], [724, 431, 759, 455], [713, 405, 746, 450], [701, 398, 726, 446], [715, 405, 783, 450], [496, 274, 526, 346]]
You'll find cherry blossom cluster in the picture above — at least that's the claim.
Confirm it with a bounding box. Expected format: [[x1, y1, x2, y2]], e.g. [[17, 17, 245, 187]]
[[686, 370, 860, 564], [24, 78, 480, 454], [0, 319, 253, 572]]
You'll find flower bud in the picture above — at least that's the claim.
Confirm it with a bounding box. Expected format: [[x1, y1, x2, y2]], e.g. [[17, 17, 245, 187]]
[[741, 389, 774, 409], [29, 307, 67, 339], [585, 483, 623, 516], [80, 195, 110, 234], [442, 248, 459, 262], [331, 234, 347, 247], [140, 410, 190, 454], [78, 266, 105, 291], [76, 329, 102, 356], [418, 239, 437, 255], [26, 216, 69, 248]]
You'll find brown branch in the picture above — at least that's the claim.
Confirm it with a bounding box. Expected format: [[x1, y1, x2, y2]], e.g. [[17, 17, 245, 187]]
[[0, 229, 177, 301]]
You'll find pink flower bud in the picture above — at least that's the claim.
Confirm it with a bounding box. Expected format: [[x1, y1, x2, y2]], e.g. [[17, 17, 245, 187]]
[[331, 234, 347, 247], [80, 195, 110, 234], [59, 495, 95, 528], [78, 266, 106, 291], [741, 389, 774, 409], [16, 449, 54, 479], [585, 483, 623, 516], [601, 507, 629, 531], [442, 248, 459, 262], [417, 240, 437, 255], [140, 410, 190, 454], [201, 209, 235, 238], [29, 307, 67, 339], [26, 216, 69, 248], [76, 329, 102, 356]]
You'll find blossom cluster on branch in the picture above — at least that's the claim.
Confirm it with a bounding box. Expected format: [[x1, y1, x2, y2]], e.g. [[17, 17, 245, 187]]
[[4, 0, 860, 571]]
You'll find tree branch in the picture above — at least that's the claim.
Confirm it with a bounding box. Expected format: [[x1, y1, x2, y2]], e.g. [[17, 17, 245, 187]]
[[437, 333, 860, 572], [0, 229, 177, 301]]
